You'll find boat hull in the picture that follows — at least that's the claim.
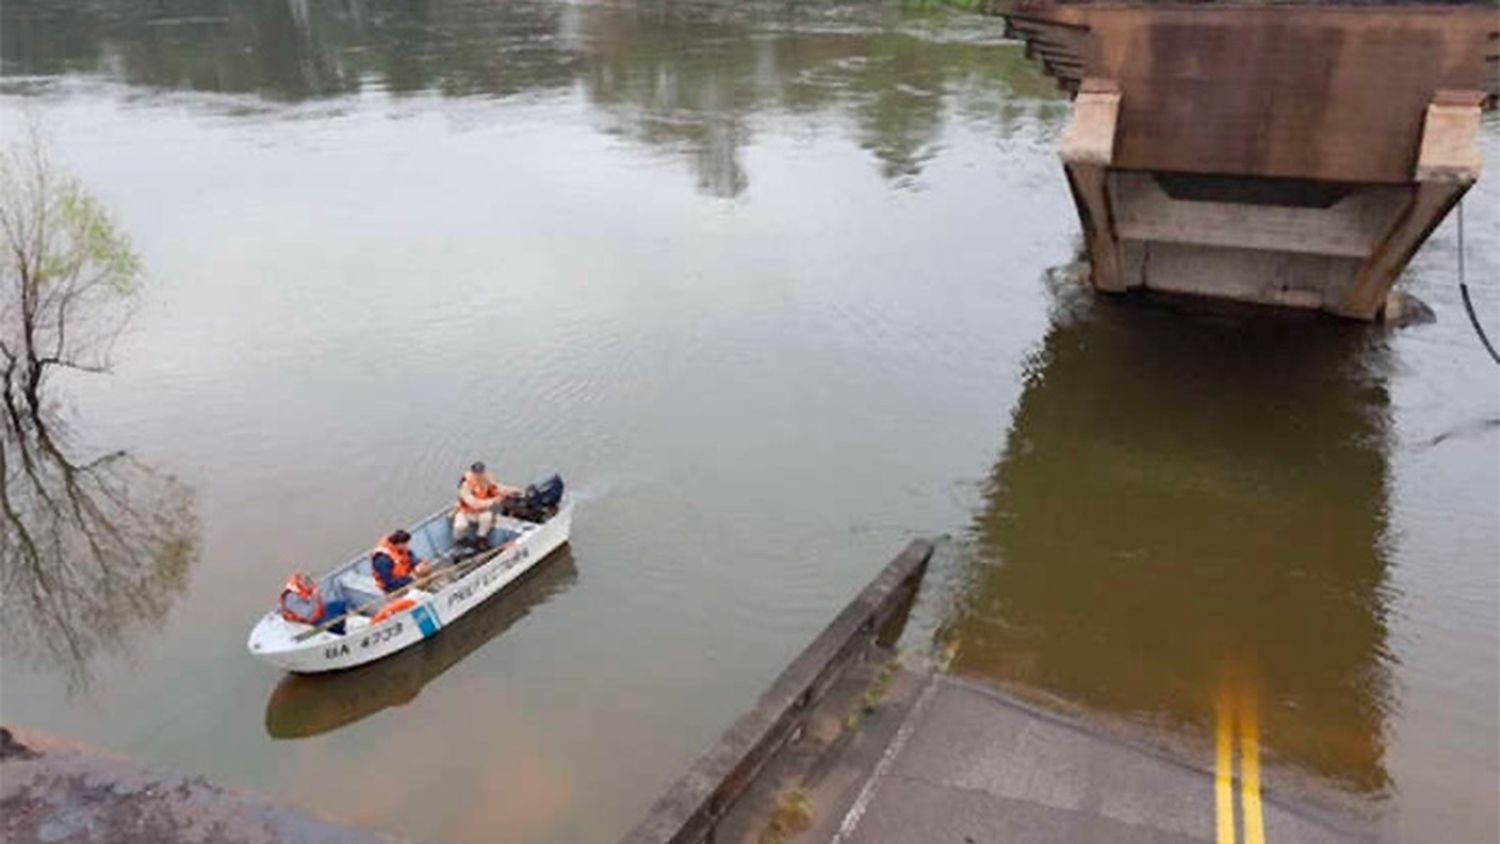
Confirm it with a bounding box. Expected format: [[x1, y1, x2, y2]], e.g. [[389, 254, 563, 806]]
[[248, 502, 573, 673]]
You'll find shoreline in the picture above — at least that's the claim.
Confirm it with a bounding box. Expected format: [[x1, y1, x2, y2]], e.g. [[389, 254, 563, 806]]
[[0, 726, 391, 844]]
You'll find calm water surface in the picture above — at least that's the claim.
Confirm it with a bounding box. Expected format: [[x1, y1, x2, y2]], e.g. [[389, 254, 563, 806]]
[[1, 2, 1496, 842]]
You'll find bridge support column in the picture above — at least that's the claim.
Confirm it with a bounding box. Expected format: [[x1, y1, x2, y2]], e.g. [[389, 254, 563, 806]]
[[1059, 88, 1483, 319], [1335, 92, 1483, 319], [1007, 6, 1494, 320], [1061, 79, 1126, 293]]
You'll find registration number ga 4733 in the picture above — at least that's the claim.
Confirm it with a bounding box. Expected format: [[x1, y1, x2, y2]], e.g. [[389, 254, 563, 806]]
[[323, 620, 404, 660]]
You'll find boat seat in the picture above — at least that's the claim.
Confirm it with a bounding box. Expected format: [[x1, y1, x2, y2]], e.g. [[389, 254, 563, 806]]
[[339, 573, 432, 615], [451, 528, 521, 558], [339, 573, 385, 610]]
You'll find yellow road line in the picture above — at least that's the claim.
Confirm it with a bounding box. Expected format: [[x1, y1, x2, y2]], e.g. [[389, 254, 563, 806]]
[[1238, 695, 1266, 844], [1215, 689, 1236, 844]]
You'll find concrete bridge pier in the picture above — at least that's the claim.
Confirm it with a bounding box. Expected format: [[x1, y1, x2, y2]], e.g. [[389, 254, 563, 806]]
[[1009, 5, 1495, 320], [1062, 84, 1483, 319]]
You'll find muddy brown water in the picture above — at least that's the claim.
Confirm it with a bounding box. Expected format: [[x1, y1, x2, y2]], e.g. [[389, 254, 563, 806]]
[[1, 1, 1495, 842]]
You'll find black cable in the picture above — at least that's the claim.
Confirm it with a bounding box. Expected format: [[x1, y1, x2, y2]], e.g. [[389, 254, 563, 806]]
[[1457, 198, 1500, 366]]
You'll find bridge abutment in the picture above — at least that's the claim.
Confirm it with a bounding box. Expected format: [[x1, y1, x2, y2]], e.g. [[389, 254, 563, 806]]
[[1011, 5, 1493, 320]]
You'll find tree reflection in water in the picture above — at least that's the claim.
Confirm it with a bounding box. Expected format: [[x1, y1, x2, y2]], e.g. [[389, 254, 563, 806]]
[[0, 0, 1060, 197], [0, 420, 196, 693], [0, 133, 197, 693]]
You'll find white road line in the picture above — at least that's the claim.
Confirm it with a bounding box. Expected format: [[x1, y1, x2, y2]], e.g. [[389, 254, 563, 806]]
[[830, 675, 942, 844]]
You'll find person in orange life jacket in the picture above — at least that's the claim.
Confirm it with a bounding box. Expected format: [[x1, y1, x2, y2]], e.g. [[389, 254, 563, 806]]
[[453, 461, 520, 549], [370, 530, 431, 593], [279, 572, 350, 634]]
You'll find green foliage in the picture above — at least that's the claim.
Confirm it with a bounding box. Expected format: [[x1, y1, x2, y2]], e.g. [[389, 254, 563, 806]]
[[54, 182, 142, 296], [900, 0, 984, 11], [0, 130, 142, 397], [0, 139, 142, 302]]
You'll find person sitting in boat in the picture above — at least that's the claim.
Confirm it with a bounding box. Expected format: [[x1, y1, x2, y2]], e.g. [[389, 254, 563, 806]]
[[370, 530, 431, 594], [453, 461, 520, 550], [279, 572, 349, 634]]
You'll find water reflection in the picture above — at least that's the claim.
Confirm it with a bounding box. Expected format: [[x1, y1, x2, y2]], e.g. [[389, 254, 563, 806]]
[[264, 547, 578, 739], [940, 287, 1396, 795], [0, 413, 198, 693], [0, 0, 1058, 194], [575, 8, 1041, 194]]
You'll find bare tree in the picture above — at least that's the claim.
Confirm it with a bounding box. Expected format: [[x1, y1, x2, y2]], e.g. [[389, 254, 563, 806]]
[[0, 125, 141, 439], [0, 128, 197, 693]]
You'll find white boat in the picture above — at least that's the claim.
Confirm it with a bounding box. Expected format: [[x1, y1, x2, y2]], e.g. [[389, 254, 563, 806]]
[[248, 490, 573, 673], [263, 549, 579, 737]]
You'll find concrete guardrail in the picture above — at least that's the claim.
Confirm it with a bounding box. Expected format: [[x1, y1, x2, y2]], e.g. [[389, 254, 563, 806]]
[[618, 538, 935, 844]]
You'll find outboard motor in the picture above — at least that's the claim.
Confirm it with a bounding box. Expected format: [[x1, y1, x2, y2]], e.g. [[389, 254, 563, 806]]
[[502, 474, 564, 523]]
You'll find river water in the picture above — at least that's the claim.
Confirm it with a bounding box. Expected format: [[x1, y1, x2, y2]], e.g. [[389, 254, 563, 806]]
[[0, 1, 1495, 842]]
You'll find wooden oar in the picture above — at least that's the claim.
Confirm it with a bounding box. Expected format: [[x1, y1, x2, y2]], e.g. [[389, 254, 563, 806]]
[[292, 542, 511, 643]]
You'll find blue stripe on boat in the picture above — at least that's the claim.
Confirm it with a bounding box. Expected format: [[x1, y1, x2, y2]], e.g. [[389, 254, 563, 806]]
[[412, 604, 440, 638]]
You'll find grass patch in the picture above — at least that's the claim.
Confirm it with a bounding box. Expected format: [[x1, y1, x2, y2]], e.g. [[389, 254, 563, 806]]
[[861, 664, 896, 714], [760, 788, 813, 844]]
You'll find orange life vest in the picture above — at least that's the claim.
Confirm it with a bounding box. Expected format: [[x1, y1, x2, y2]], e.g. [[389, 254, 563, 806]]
[[456, 471, 501, 515], [370, 538, 414, 591], [278, 573, 324, 624]]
